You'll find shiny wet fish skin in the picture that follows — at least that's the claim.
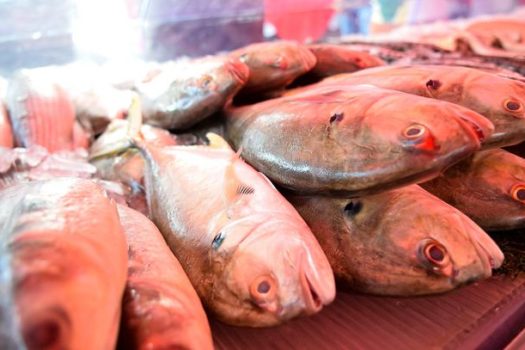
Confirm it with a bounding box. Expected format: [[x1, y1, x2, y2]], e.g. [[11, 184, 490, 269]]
[[137, 136, 335, 327], [288, 185, 504, 296], [305, 65, 525, 149], [226, 84, 493, 197], [421, 148, 525, 231], [117, 205, 213, 350], [0, 178, 127, 350]]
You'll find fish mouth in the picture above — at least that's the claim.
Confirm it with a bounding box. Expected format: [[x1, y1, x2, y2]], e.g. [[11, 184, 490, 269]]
[[228, 59, 250, 85], [300, 271, 324, 314], [456, 113, 491, 144]]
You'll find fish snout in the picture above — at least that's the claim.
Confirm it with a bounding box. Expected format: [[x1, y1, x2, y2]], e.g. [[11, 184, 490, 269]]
[[455, 109, 494, 145], [299, 253, 336, 314], [228, 59, 250, 85]]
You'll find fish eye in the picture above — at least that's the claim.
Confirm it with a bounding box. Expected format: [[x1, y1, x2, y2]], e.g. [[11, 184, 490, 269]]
[[343, 201, 362, 216], [403, 124, 427, 139], [511, 184, 525, 203], [418, 239, 450, 268], [503, 98, 523, 113], [22, 308, 70, 350], [250, 275, 277, 301]]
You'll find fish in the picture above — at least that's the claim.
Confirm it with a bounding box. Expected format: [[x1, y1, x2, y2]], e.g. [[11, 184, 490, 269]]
[[0, 146, 97, 190], [287, 185, 504, 296], [89, 119, 177, 214], [230, 41, 316, 94], [421, 148, 525, 231], [0, 178, 127, 349], [461, 18, 525, 57], [117, 205, 213, 350], [5, 70, 85, 152], [294, 65, 525, 149], [226, 84, 493, 197], [305, 44, 385, 79], [0, 101, 13, 148], [128, 106, 335, 326], [136, 56, 249, 130]]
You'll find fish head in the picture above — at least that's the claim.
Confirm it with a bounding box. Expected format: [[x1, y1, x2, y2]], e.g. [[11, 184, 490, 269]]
[[235, 41, 316, 91], [431, 70, 525, 148], [209, 217, 335, 326], [340, 186, 504, 295], [345, 86, 494, 191], [451, 149, 525, 230]]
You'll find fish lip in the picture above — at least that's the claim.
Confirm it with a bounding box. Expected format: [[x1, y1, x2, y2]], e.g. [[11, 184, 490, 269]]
[[299, 269, 324, 315], [456, 114, 488, 144], [228, 60, 250, 85]]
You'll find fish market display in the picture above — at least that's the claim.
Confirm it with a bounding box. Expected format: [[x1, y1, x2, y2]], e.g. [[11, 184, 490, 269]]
[[289, 65, 525, 149], [230, 41, 316, 94], [0, 102, 13, 148], [304, 44, 385, 79], [287, 185, 504, 295], [136, 56, 249, 130], [421, 148, 525, 231], [0, 178, 127, 349], [117, 205, 213, 350], [0, 146, 96, 190], [5, 70, 88, 152], [134, 126, 335, 326], [226, 84, 493, 196]]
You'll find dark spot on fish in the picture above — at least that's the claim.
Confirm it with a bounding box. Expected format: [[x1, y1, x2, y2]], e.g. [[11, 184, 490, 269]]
[[237, 185, 255, 196], [343, 201, 362, 216], [329, 113, 344, 124], [23, 307, 70, 350], [212, 232, 225, 250], [257, 280, 271, 294], [491, 37, 504, 49], [426, 79, 441, 90]]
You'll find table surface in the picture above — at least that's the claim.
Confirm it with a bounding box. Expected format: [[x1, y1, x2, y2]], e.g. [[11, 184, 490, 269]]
[[210, 231, 525, 350]]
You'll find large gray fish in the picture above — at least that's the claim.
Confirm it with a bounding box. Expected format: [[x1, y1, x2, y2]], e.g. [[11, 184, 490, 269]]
[[287, 185, 504, 295], [226, 84, 493, 197], [0, 178, 127, 349], [293, 65, 525, 149], [230, 41, 316, 94], [117, 205, 213, 350], [421, 148, 525, 231], [133, 124, 335, 327], [136, 56, 249, 130]]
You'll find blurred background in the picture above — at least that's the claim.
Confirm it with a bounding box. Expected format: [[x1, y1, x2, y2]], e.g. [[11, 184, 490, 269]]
[[0, 0, 524, 74]]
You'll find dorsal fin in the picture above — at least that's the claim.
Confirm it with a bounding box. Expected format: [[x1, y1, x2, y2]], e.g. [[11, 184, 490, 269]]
[[206, 132, 232, 150]]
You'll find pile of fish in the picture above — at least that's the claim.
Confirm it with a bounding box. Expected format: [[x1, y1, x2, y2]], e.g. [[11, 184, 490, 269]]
[[1, 12, 525, 347]]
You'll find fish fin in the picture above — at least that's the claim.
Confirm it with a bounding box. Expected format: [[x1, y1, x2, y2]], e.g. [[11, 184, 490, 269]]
[[127, 93, 144, 143], [224, 149, 253, 206], [206, 132, 232, 150]]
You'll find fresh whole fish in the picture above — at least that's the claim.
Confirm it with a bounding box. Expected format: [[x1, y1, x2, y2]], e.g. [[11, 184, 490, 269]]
[[287, 185, 504, 295], [5, 70, 83, 152], [304, 44, 385, 79], [0, 178, 127, 349], [0, 146, 96, 190], [117, 205, 213, 350], [421, 148, 525, 231], [287, 65, 525, 149], [134, 127, 335, 327], [230, 41, 316, 94], [0, 102, 13, 148], [226, 84, 493, 197], [136, 56, 249, 130]]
